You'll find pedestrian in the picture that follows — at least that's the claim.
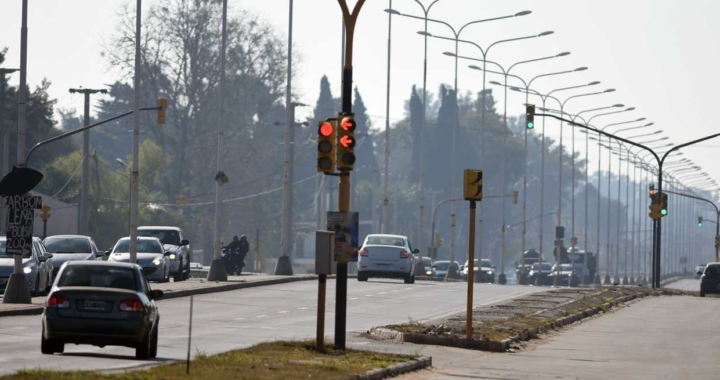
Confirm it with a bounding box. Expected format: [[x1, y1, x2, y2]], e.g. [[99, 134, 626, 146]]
[[238, 235, 250, 274]]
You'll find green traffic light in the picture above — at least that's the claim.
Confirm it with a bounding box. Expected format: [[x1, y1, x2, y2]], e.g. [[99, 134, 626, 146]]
[[527, 121, 534, 129], [661, 209, 668, 216], [699, 223, 703, 227]]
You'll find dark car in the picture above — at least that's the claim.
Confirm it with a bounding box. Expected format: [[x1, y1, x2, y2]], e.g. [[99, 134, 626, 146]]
[[41, 261, 163, 359], [699, 262, 720, 297], [528, 262, 553, 285], [695, 264, 707, 279], [43, 235, 102, 279]]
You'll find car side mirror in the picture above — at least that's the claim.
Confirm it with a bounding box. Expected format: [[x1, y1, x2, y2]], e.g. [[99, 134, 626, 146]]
[[104, 250, 112, 256], [150, 290, 164, 300], [164, 251, 173, 257], [412, 248, 419, 254], [38, 255, 48, 262], [181, 239, 190, 246], [44, 253, 54, 259]]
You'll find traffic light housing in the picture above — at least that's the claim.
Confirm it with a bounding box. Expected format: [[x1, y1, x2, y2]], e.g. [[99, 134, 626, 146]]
[[525, 104, 535, 129], [337, 113, 357, 169], [660, 192, 668, 216], [649, 193, 663, 219], [317, 119, 337, 173], [649, 183, 655, 195], [157, 98, 167, 124], [512, 190, 519, 205], [463, 169, 483, 201], [39, 204, 51, 221], [698, 216, 703, 227]]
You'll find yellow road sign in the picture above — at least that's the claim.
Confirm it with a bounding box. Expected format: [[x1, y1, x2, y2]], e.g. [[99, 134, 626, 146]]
[[463, 169, 483, 201]]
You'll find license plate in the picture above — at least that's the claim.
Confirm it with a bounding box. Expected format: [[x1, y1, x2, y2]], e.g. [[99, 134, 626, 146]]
[[83, 300, 106, 311]]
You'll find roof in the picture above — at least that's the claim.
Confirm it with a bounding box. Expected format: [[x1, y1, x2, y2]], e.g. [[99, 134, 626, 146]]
[[366, 234, 407, 239], [44, 235, 92, 240], [64, 260, 139, 269], [138, 226, 182, 231], [117, 236, 162, 241]]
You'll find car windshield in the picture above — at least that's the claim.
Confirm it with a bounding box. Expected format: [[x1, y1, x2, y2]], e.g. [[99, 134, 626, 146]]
[[113, 239, 162, 254], [44, 238, 91, 254], [0, 239, 32, 259], [365, 236, 405, 247], [532, 263, 552, 271], [705, 265, 720, 279], [58, 266, 138, 291], [138, 230, 180, 245]]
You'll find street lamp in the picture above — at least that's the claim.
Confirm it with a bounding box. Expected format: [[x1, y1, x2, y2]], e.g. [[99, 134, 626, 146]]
[[392, 8, 533, 279]]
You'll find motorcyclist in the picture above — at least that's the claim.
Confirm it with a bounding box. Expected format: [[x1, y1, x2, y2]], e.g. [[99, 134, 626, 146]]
[[237, 235, 250, 273], [224, 236, 242, 275]]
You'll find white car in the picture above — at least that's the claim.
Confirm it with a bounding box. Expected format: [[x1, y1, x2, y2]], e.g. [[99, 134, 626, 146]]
[[107, 237, 171, 282], [138, 226, 191, 282], [358, 234, 419, 284]]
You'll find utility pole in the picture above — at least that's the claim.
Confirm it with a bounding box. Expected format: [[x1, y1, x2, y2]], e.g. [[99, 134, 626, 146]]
[[68, 88, 106, 235], [276, 0, 296, 275], [207, 0, 229, 281], [381, 0, 392, 234], [3, 0, 31, 304], [0, 68, 19, 232], [128, 0, 142, 265]]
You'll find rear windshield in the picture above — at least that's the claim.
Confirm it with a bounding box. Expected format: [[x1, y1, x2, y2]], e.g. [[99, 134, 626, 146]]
[[113, 239, 162, 253], [138, 230, 180, 246], [434, 262, 458, 270], [365, 236, 405, 247], [532, 263, 552, 271], [58, 266, 138, 291], [44, 238, 91, 254]]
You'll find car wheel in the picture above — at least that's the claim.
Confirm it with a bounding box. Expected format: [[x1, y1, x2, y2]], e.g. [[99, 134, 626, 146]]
[[357, 273, 368, 282], [41, 327, 63, 355], [136, 331, 152, 360], [404, 273, 413, 284], [149, 324, 159, 359], [700, 290, 706, 297], [174, 259, 184, 282], [31, 277, 40, 297]]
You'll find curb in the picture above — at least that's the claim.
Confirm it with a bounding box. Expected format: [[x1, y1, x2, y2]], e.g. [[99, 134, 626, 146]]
[[0, 275, 326, 318], [370, 290, 653, 353], [357, 357, 432, 380]]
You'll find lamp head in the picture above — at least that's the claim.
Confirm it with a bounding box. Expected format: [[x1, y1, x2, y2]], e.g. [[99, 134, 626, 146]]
[[645, 122, 655, 127], [575, 67, 589, 72], [384, 9, 401, 15], [625, 107, 636, 111], [443, 51, 456, 57], [613, 104, 624, 107], [538, 31, 554, 37], [653, 130, 663, 134], [468, 65, 481, 70], [557, 52, 571, 57], [587, 81, 600, 85], [489, 80, 502, 86], [636, 118, 647, 122], [417, 31, 432, 37], [604, 88, 616, 93], [515, 10, 533, 16]]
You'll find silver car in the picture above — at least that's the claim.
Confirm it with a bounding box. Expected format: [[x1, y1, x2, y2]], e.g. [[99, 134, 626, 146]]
[[0, 237, 54, 296], [138, 226, 191, 282], [358, 234, 419, 284], [107, 237, 171, 282], [43, 235, 102, 279]]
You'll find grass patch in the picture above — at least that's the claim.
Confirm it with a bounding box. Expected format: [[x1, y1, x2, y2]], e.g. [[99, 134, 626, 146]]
[[2, 341, 414, 380]]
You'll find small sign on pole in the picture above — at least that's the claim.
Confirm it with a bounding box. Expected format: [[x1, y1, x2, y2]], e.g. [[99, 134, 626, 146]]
[[3, 195, 42, 256], [326, 212, 359, 263]]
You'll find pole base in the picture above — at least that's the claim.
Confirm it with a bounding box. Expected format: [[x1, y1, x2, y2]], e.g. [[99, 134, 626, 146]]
[[553, 275, 561, 287], [581, 274, 591, 286], [593, 274, 602, 286], [416, 262, 427, 277], [206, 258, 228, 282], [622, 276, 628, 285], [445, 266, 459, 280], [614, 275, 621, 286], [498, 273, 507, 285], [568, 273, 577, 287], [603, 274, 612, 285], [630, 277, 636, 285], [2, 273, 32, 304], [535, 275, 545, 287], [274, 255, 294, 276]]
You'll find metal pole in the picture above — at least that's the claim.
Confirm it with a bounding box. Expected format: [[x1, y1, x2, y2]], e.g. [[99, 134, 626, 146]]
[[498, 74, 508, 284], [276, 0, 295, 275], [594, 133, 602, 284], [13, 0, 29, 281], [0, 69, 17, 233], [418, 9, 429, 272], [208, 0, 228, 281], [81, 92, 90, 235], [615, 150, 622, 283], [128, 0, 142, 265], [466, 200, 476, 339], [583, 124, 590, 284], [448, 38, 459, 278], [382, 0, 392, 233], [605, 139, 612, 284], [537, 98, 548, 286]]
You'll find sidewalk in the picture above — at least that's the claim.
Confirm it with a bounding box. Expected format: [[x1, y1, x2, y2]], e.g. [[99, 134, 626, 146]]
[[0, 273, 320, 317]]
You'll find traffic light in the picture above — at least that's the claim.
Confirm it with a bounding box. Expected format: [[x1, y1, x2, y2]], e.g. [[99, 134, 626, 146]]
[[660, 192, 668, 216], [317, 119, 337, 173], [698, 216, 703, 227], [649, 193, 662, 220], [649, 184, 655, 195], [157, 98, 167, 124], [463, 169, 483, 201], [512, 190, 519, 205], [337, 113, 356, 169], [39, 204, 51, 221], [525, 104, 535, 129]]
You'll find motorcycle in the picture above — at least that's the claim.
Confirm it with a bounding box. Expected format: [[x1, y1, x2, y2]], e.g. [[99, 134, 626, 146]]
[[221, 247, 244, 275]]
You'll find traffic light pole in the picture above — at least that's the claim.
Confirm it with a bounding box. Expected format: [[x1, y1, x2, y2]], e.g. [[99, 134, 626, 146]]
[[466, 200, 476, 339], [335, 0, 365, 351]]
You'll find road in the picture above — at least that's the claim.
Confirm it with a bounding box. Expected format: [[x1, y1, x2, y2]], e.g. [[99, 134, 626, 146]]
[[0, 278, 543, 375], [386, 295, 720, 380], [664, 277, 701, 292]]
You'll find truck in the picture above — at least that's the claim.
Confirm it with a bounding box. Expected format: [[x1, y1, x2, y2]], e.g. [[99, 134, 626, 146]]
[[515, 249, 543, 285]]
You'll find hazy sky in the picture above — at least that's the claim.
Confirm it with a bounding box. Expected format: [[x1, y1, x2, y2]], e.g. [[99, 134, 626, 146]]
[[2, 0, 719, 188]]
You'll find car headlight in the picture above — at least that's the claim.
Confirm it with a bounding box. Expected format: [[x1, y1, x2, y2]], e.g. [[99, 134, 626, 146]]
[[487, 271, 493, 275], [23, 267, 32, 274], [425, 270, 432, 275], [169, 254, 176, 260], [152, 258, 163, 266]]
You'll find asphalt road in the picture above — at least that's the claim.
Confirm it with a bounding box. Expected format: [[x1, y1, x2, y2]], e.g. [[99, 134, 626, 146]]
[[664, 278, 701, 292], [0, 278, 543, 375], [391, 295, 720, 380]]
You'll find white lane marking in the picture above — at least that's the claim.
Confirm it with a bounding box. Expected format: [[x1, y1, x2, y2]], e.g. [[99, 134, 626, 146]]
[[378, 292, 387, 295], [277, 310, 289, 314], [234, 317, 245, 321], [298, 307, 309, 310], [256, 315, 268, 318], [364, 295, 373, 297], [349, 297, 359, 300]]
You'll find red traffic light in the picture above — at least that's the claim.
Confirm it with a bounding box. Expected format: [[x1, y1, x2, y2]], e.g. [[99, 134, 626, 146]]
[[340, 117, 356, 132], [339, 135, 356, 149], [319, 122, 334, 137]]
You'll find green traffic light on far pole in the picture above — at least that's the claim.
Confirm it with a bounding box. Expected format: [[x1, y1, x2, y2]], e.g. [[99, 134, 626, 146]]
[[661, 209, 668, 216], [527, 121, 534, 129]]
